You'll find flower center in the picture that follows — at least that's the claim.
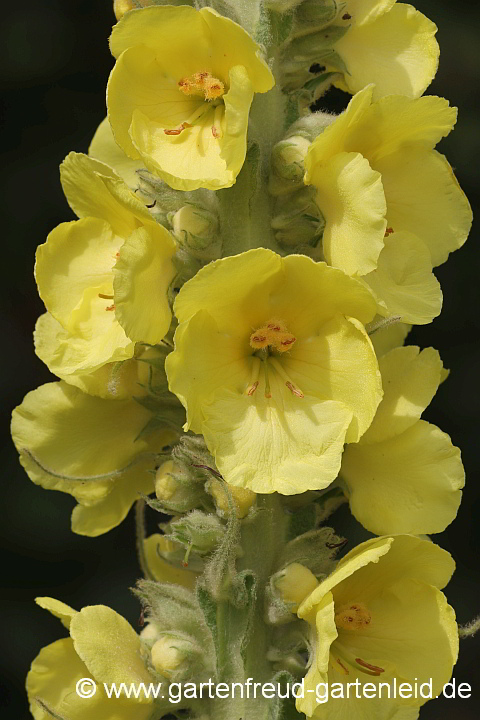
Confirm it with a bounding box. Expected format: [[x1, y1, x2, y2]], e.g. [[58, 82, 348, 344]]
[[164, 72, 225, 139], [178, 71, 225, 101], [330, 601, 385, 678], [246, 319, 303, 399], [335, 602, 371, 631]]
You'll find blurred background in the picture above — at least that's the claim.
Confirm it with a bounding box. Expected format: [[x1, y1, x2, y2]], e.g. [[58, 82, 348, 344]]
[[0, 1, 478, 717]]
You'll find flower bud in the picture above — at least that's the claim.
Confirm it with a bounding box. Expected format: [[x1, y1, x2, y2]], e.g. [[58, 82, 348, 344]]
[[294, 0, 339, 30], [154, 460, 210, 514], [168, 510, 225, 555], [274, 563, 318, 611], [171, 205, 220, 260], [271, 136, 310, 183], [207, 479, 256, 519], [271, 187, 325, 247], [151, 635, 198, 680], [113, 0, 137, 21]]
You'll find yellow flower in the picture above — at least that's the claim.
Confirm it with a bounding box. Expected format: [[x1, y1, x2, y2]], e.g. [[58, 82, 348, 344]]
[[340, 346, 464, 535], [11, 382, 176, 536], [107, 5, 274, 191], [295, 535, 458, 719], [35, 152, 176, 382], [166, 248, 382, 494], [27, 597, 154, 720], [329, 0, 439, 99], [305, 86, 472, 324]]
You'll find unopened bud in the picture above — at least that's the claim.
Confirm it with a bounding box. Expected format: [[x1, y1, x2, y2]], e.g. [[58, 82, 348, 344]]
[[272, 187, 325, 247], [171, 205, 220, 260], [155, 461, 180, 502], [169, 510, 225, 555], [295, 0, 339, 30], [207, 479, 256, 519], [113, 0, 138, 21], [274, 563, 318, 611], [271, 136, 310, 183], [151, 635, 198, 680]]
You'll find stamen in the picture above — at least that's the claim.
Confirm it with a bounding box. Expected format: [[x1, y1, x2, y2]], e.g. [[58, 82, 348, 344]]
[[262, 358, 272, 399], [384, 227, 394, 237], [211, 105, 223, 139], [331, 656, 350, 675], [98, 293, 114, 299], [178, 71, 225, 101], [246, 357, 261, 396], [335, 602, 371, 631], [106, 304, 116, 311], [164, 122, 192, 136], [355, 658, 385, 675], [269, 358, 304, 398]]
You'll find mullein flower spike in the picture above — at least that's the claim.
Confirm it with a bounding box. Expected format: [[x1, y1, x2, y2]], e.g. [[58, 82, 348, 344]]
[[13, 2, 474, 719]]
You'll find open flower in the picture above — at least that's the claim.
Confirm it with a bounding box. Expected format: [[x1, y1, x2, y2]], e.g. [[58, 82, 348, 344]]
[[287, 0, 439, 100], [11, 382, 176, 535], [166, 248, 382, 494], [304, 86, 472, 324], [294, 535, 458, 719], [35, 152, 176, 383], [340, 345, 464, 535], [27, 597, 156, 720], [107, 5, 275, 191]]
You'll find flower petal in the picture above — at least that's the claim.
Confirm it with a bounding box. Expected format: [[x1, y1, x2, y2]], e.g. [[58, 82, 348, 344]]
[[376, 149, 472, 266], [341, 419, 464, 535], [11, 381, 164, 507], [346, 0, 396, 26], [70, 606, 153, 695], [333, 4, 439, 99], [202, 385, 352, 494], [113, 225, 176, 344], [361, 345, 443, 444], [35, 597, 77, 629], [284, 315, 383, 443], [363, 231, 442, 325], [89, 117, 146, 188], [309, 151, 387, 276]]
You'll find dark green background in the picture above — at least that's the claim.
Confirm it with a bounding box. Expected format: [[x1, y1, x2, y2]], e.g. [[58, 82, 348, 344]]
[[0, 1, 478, 717]]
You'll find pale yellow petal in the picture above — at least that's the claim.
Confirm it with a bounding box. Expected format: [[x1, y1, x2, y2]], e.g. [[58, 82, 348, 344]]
[[283, 315, 382, 443], [113, 225, 176, 344], [376, 149, 472, 267], [346, 0, 396, 26], [70, 606, 153, 696], [342, 419, 464, 535], [202, 384, 352, 494], [89, 117, 146, 188], [11, 382, 161, 506], [363, 231, 442, 325], [34, 307, 135, 380], [35, 217, 121, 329], [334, 4, 439, 99], [309, 151, 387, 276], [369, 321, 411, 357], [166, 310, 251, 434], [361, 345, 443, 444]]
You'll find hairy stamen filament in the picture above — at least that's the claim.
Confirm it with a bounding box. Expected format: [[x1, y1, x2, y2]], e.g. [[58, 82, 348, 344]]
[[269, 357, 304, 398], [246, 357, 261, 396]]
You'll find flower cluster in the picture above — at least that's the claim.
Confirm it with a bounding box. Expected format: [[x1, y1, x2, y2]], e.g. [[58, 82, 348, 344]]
[[13, 2, 473, 720]]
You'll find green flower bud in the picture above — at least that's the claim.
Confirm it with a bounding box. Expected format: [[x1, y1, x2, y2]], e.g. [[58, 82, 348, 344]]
[[269, 135, 311, 196], [295, 0, 339, 31], [171, 204, 221, 260], [168, 510, 225, 555], [153, 460, 210, 514], [271, 187, 325, 247]]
